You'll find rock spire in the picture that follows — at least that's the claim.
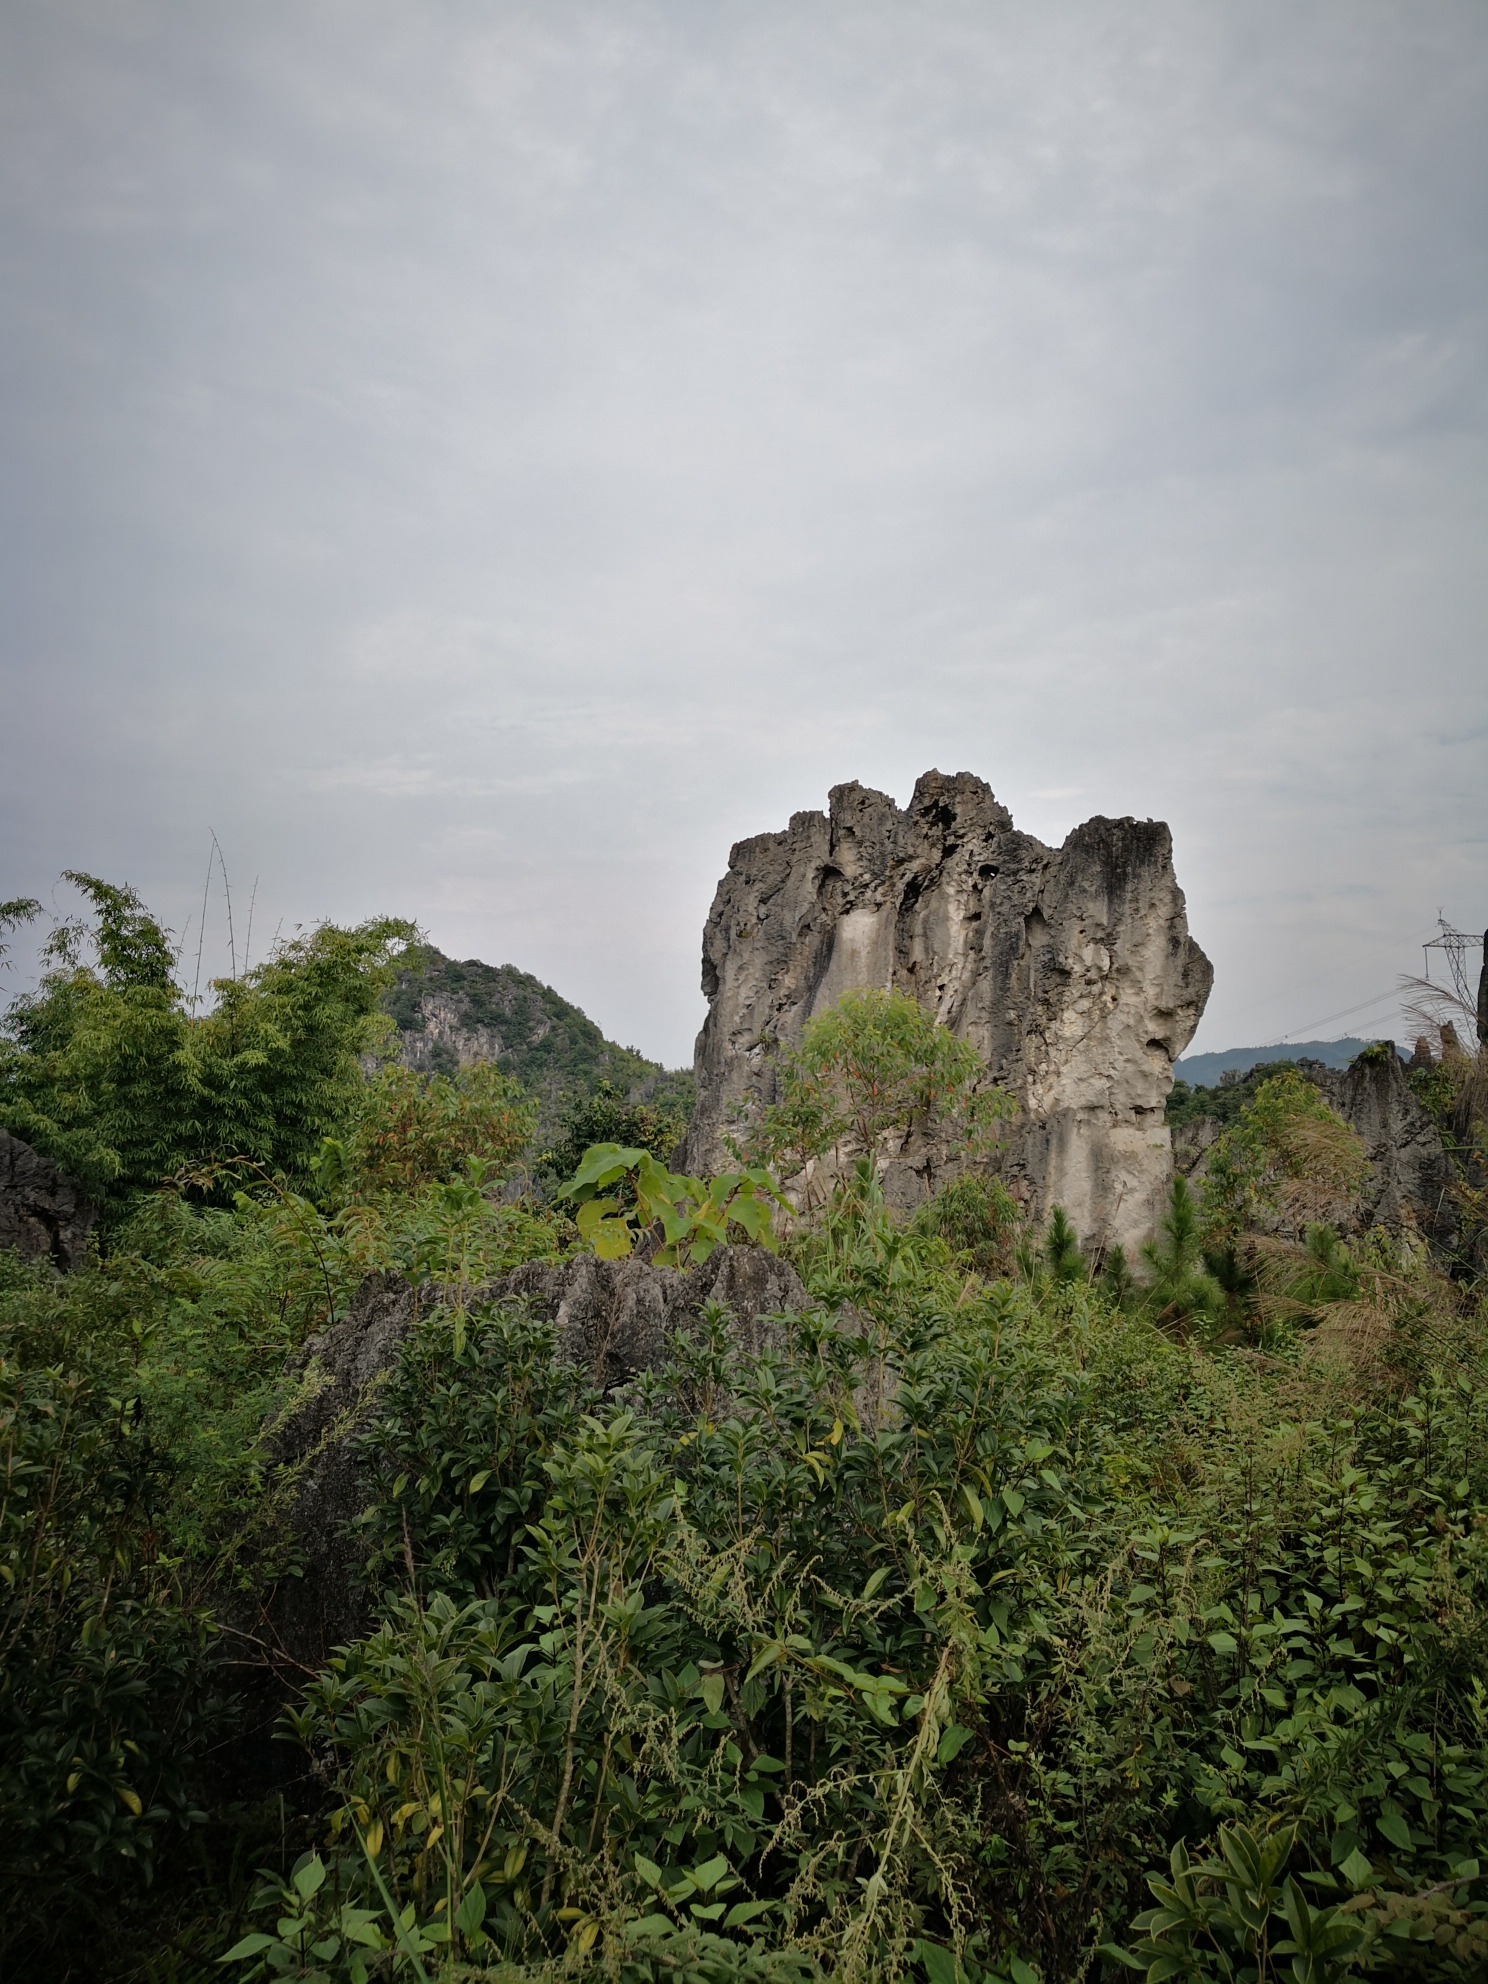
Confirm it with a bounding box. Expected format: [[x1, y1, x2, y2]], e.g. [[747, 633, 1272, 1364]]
[[681, 770, 1212, 1254]]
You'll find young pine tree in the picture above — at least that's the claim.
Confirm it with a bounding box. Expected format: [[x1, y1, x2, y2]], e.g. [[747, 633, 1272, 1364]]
[[1141, 1174, 1223, 1329]]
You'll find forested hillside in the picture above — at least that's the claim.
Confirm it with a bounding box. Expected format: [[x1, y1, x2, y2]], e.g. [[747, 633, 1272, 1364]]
[[2, 883, 1486, 1984], [384, 949, 694, 1113]]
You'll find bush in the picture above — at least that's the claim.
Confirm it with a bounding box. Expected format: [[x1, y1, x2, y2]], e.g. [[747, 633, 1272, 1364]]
[[346, 1061, 537, 1195]]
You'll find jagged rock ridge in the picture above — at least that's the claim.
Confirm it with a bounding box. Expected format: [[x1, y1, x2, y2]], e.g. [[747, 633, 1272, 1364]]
[[682, 770, 1213, 1253]]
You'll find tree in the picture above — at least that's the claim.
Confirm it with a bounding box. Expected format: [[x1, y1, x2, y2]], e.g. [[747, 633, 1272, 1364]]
[[748, 987, 1012, 1199], [1201, 1068, 1366, 1243], [1141, 1175, 1223, 1329], [1042, 1205, 1088, 1285], [0, 875, 415, 1213], [543, 1078, 687, 1188]]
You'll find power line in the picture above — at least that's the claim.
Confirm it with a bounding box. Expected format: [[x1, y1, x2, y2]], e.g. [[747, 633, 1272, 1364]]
[[1275, 988, 1402, 1044]]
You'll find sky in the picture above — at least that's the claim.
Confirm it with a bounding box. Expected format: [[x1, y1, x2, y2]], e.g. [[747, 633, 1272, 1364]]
[[1, 1, 1485, 1069]]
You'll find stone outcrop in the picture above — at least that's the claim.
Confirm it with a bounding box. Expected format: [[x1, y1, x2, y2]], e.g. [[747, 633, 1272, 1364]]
[[682, 771, 1212, 1254], [244, 1271, 422, 1693], [0, 1128, 97, 1270], [491, 1244, 810, 1387], [216, 1269, 421, 1800], [1308, 1051, 1457, 1245]]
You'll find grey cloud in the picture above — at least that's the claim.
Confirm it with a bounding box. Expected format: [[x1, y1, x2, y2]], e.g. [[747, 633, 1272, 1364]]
[[1, 1, 1484, 1063]]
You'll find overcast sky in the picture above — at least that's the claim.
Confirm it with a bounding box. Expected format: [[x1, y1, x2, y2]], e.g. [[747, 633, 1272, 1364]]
[[2, 1, 1484, 1067]]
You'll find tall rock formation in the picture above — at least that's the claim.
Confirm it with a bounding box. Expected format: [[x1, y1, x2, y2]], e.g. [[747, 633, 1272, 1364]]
[[682, 771, 1212, 1254]]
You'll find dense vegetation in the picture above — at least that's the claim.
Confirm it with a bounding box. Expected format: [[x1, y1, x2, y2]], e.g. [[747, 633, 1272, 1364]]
[[383, 950, 695, 1134], [2, 883, 1487, 1983]]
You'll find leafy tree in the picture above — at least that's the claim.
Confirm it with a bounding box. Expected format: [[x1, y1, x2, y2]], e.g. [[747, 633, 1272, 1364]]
[[0, 897, 43, 973], [543, 1077, 689, 1189], [1201, 1069, 1367, 1244], [749, 988, 1012, 1199], [0, 879, 194, 1199], [0, 877, 414, 1213]]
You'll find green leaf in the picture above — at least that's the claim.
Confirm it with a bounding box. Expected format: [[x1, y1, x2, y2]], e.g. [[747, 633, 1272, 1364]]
[[937, 1724, 975, 1766], [454, 1885, 487, 1936], [1339, 1848, 1373, 1889], [690, 1854, 730, 1893], [724, 1900, 778, 1928], [219, 1933, 277, 1962], [745, 1643, 783, 1682], [1001, 1486, 1025, 1518], [625, 1915, 678, 1940], [634, 1854, 664, 1890], [556, 1144, 650, 1200], [913, 1939, 959, 1984], [293, 1855, 327, 1901], [700, 1673, 726, 1714], [1377, 1811, 1413, 1850], [467, 1470, 490, 1494]]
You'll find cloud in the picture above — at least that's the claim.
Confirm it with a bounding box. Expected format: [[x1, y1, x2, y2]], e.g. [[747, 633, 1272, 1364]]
[[0, 0, 1484, 1064]]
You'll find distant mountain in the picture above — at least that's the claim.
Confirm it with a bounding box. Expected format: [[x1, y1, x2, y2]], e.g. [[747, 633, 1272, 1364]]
[[381, 949, 694, 1121], [1173, 1037, 1379, 1088]]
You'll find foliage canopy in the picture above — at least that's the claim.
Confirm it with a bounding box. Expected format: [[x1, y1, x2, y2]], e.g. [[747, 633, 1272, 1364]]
[[0, 878, 415, 1210], [746, 989, 1013, 1201]]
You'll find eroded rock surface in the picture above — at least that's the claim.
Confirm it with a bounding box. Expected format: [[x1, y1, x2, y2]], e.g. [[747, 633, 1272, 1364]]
[[1308, 1052, 1457, 1245], [682, 771, 1212, 1253], [491, 1243, 810, 1387], [0, 1128, 97, 1271]]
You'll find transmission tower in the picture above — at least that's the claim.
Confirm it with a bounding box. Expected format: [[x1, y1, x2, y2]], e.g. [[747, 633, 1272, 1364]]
[[1422, 913, 1475, 1009]]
